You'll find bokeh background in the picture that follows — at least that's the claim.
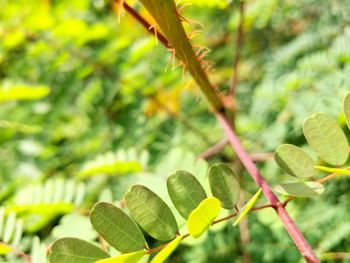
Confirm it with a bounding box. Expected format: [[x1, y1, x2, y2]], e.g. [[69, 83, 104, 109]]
[[1, 0, 350, 262]]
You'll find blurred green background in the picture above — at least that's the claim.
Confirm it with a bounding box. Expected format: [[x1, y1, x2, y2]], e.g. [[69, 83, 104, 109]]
[[1, 0, 350, 262]]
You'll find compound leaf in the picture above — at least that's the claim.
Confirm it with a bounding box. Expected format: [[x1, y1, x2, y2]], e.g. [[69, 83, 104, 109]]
[[49, 238, 109, 263], [188, 197, 221, 238], [303, 113, 349, 166], [125, 185, 178, 241], [90, 202, 147, 253], [274, 144, 314, 179], [151, 235, 183, 263], [275, 182, 325, 198], [208, 164, 240, 209], [167, 170, 207, 219]]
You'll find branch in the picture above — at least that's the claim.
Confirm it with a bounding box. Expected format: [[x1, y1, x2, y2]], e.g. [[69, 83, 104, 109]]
[[118, 2, 319, 262]]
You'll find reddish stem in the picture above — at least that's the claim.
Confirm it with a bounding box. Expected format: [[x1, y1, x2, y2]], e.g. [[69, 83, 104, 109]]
[[216, 113, 319, 263]]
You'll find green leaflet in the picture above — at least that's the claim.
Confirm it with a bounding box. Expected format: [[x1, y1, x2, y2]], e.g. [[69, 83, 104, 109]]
[[274, 144, 315, 179], [90, 202, 147, 253], [94, 250, 146, 263], [137, 0, 223, 111], [275, 182, 325, 198], [208, 164, 240, 209], [150, 235, 183, 263], [125, 185, 178, 241], [167, 170, 207, 219], [233, 189, 262, 226], [49, 238, 110, 263], [188, 197, 221, 238], [303, 113, 349, 166], [343, 92, 350, 130]]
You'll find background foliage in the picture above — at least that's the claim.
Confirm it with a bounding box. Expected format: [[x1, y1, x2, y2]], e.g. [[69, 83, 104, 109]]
[[0, 0, 350, 262]]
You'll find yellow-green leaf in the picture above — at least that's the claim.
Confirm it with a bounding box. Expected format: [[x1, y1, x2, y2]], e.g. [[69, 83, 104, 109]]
[[95, 250, 146, 263], [303, 113, 349, 166], [0, 85, 50, 102], [151, 236, 183, 263], [0, 243, 13, 255], [343, 92, 350, 130], [188, 197, 221, 238], [233, 189, 262, 226]]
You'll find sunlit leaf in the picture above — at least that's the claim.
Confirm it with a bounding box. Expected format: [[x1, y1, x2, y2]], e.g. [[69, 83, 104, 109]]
[[49, 238, 110, 263], [125, 185, 178, 241], [0, 243, 13, 255], [188, 197, 221, 238], [274, 144, 314, 179], [95, 250, 146, 263], [208, 164, 240, 209], [0, 85, 50, 102], [275, 182, 325, 198], [167, 170, 207, 219], [233, 189, 262, 226], [90, 202, 147, 253], [151, 235, 183, 263], [303, 113, 349, 166], [314, 165, 350, 175]]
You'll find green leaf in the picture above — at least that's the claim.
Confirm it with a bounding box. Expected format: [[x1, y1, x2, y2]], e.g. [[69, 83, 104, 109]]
[[274, 144, 315, 179], [233, 189, 262, 226], [90, 202, 147, 253], [303, 113, 349, 166], [208, 164, 240, 209], [49, 238, 110, 263], [167, 170, 207, 219], [125, 185, 178, 241], [0, 85, 50, 102], [314, 165, 350, 175], [188, 197, 221, 238], [151, 235, 183, 263], [343, 92, 350, 130], [94, 250, 146, 263], [275, 182, 325, 198]]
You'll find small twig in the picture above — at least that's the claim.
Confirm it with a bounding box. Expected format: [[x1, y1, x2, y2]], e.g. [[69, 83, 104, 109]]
[[249, 152, 274, 162], [196, 138, 228, 159], [0, 241, 31, 263]]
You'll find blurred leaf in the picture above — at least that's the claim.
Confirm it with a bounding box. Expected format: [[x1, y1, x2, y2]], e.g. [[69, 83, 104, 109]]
[[188, 197, 221, 238], [53, 214, 97, 241], [314, 165, 350, 175], [90, 202, 147, 253], [0, 85, 50, 102], [0, 243, 12, 255], [167, 170, 207, 219], [303, 113, 349, 166], [274, 144, 315, 179], [125, 185, 178, 241], [49, 238, 110, 263], [275, 182, 325, 198], [343, 92, 350, 130], [95, 250, 146, 263], [208, 164, 240, 209], [233, 189, 262, 226], [151, 235, 183, 263]]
